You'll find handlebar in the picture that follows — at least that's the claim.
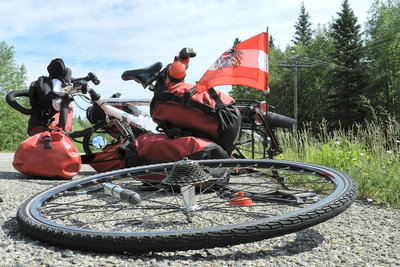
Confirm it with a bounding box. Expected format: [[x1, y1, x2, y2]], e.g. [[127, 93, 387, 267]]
[[236, 100, 295, 129], [66, 120, 106, 138], [6, 71, 100, 117], [62, 72, 100, 94], [71, 72, 100, 85], [5, 90, 32, 115]]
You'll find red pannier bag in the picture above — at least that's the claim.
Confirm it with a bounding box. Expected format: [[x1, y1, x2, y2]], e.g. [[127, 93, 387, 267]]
[[83, 134, 229, 173], [86, 140, 126, 173], [134, 133, 229, 162], [13, 126, 81, 179], [150, 83, 242, 154], [127, 133, 229, 182]]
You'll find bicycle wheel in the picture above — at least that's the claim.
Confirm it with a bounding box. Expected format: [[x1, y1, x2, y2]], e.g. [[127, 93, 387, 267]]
[[17, 159, 357, 253], [82, 119, 133, 154]]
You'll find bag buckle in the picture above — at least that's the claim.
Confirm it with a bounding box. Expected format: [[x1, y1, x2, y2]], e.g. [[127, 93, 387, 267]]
[[182, 91, 192, 107], [43, 135, 52, 149]]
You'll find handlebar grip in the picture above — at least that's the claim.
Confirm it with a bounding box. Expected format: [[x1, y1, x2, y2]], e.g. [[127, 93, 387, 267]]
[[89, 89, 101, 101], [179, 48, 197, 60], [266, 112, 296, 129], [5, 90, 32, 115], [71, 72, 100, 85]]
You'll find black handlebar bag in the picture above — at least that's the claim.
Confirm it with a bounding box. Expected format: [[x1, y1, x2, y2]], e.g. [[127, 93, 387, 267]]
[[27, 76, 73, 135]]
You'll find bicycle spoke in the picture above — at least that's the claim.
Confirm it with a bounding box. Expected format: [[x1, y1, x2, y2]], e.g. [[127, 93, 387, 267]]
[[29, 160, 338, 233]]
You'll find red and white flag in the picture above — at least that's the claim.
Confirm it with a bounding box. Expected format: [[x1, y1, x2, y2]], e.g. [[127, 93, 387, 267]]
[[196, 32, 268, 93]]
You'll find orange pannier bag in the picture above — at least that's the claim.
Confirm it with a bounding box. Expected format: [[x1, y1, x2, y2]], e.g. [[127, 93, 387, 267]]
[[13, 126, 81, 179]]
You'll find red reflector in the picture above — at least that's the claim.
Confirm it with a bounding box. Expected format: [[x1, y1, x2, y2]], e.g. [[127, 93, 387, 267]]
[[230, 191, 253, 206], [260, 101, 267, 113]]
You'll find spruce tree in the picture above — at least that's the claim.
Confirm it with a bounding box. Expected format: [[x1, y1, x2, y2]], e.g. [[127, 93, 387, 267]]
[[365, 0, 400, 117], [292, 2, 312, 46], [328, 0, 364, 129], [269, 35, 275, 49]]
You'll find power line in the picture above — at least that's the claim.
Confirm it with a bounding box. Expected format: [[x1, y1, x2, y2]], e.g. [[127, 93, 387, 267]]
[[291, 33, 400, 73], [301, 57, 356, 72], [279, 55, 313, 132]]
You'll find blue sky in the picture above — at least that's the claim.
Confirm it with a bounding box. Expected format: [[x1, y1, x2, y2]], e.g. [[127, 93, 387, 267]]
[[1, 0, 373, 117]]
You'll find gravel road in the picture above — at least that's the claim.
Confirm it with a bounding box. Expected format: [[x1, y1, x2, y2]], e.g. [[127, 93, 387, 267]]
[[0, 152, 399, 266]]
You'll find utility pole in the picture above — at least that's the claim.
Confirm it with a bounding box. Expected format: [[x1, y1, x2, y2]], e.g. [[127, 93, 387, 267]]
[[280, 55, 313, 131]]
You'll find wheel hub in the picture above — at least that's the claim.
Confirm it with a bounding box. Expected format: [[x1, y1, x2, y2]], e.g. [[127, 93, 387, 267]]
[[162, 158, 211, 185]]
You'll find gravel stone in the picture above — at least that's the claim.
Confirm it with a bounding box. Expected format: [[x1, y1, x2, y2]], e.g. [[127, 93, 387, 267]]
[[0, 153, 399, 266]]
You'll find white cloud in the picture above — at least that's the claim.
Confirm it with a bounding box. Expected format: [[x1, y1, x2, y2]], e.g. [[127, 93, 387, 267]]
[[1, 0, 373, 118]]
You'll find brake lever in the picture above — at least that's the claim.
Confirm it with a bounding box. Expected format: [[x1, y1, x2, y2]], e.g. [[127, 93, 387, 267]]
[[72, 81, 88, 94], [88, 72, 100, 85]]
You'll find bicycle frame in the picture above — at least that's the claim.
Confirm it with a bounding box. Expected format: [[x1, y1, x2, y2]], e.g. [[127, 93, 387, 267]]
[[235, 99, 285, 159], [80, 86, 291, 160], [93, 97, 158, 133], [6, 63, 294, 161]]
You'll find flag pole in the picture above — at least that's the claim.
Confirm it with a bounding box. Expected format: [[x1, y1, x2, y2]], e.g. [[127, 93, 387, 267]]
[[264, 26, 269, 102]]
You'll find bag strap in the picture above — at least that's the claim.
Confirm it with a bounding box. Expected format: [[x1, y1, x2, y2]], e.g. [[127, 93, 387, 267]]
[[181, 87, 197, 107], [207, 87, 225, 110]]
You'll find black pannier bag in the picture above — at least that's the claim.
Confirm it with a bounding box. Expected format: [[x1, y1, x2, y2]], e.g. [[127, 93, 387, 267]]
[[27, 76, 58, 135]]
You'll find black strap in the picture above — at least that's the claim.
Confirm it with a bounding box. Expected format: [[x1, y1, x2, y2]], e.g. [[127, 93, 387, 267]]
[[182, 87, 197, 107], [207, 87, 225, 110], [155, 121, 192, 139]]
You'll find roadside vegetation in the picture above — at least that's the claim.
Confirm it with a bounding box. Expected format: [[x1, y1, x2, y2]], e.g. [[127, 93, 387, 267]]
[[277, 114, 400, 207]]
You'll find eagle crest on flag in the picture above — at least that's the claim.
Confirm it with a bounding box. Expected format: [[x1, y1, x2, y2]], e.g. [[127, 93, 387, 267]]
[[197, 32, 268, 93], [214, 47, 243, 70]]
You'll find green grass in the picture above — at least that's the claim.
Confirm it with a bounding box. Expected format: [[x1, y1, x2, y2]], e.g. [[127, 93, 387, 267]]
[[276, 118, 400, 207], [4, 112, 399, 207]]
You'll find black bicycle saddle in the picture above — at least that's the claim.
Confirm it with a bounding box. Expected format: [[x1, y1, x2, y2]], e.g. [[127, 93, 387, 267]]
[[121, 62, 163, 88]]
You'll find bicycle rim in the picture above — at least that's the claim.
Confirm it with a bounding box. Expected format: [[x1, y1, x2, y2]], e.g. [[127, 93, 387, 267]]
[[17, 159, 357, 253]]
